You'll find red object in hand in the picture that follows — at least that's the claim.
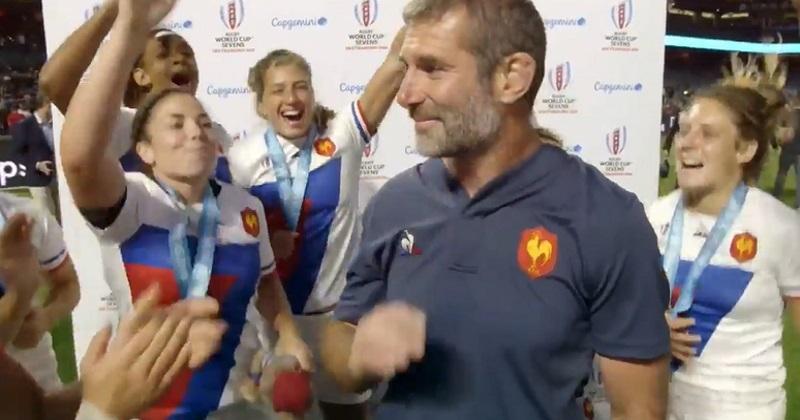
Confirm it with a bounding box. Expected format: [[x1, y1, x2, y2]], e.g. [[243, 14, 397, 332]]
[[271, 371, 312, 415]]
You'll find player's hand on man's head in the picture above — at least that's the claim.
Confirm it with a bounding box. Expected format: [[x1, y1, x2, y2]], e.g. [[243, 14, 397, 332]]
[[348, 301, 426, 381], [389, 26, 407, 59]]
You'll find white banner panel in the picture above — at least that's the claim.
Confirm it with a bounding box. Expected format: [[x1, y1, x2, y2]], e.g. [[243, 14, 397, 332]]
[[41, 0, 665, 365]]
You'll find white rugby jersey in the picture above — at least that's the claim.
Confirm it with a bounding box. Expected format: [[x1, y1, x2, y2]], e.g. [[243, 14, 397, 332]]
[[87, 173, 275, 418], [648, 188, 800, 409], [0, 192, 68, 271], [220, 101, 371, 314], [0, 192, 68, 392]]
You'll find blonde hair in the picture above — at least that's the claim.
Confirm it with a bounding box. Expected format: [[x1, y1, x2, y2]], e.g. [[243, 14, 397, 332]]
[[248, 49, 312, 105], [247, 49, 335, 131], [721, 52, 786, 93], [722, 52, 790, 145]]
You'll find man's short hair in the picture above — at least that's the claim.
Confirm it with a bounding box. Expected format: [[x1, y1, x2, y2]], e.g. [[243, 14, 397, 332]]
[[403, 0, 547, 110]]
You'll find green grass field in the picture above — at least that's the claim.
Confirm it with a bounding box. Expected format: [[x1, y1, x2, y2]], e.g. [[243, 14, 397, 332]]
[[44, 148, 797, 417]]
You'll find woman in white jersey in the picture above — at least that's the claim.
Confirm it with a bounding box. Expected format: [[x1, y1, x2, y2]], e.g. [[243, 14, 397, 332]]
[[0, 214, 226, 420], [649, 82, 800, 419], [59, 0, 311, 417], [0, 191, 80, 392], [222, 31, 406, 420]]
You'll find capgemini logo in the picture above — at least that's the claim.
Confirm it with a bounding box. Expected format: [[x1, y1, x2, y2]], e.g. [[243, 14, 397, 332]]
[[272, 16, 328, 30], [206, 85, 251, 99], [339, 83, 367, 96], [0, 161, 27, 187], [160, 20, 194, 31], [543, 17, 586, 29], [593, 82, 643, 94], [566, 144, 583, 154]]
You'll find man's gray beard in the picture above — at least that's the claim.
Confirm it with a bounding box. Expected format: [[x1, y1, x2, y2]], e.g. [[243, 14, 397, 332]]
[[414, 93, 502, 158]]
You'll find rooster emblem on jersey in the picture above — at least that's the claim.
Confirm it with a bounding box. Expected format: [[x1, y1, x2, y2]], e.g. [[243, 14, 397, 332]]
[[241, 208, 260, 237], [517, 227, 558, 279], [730, 232, 757, 263], [314, 138, 337, 157]]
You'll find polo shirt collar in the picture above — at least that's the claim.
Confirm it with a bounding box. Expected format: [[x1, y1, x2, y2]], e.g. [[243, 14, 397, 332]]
[[421, 144, 567, 215]]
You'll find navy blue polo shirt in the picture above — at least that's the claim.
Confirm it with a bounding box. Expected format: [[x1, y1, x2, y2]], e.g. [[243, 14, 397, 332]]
[[335, 145, 670, 420]]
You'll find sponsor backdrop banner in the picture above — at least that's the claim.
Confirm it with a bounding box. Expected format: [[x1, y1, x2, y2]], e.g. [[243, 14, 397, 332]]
[[41, 0, 665, 363], [0, 147, 52, 189]]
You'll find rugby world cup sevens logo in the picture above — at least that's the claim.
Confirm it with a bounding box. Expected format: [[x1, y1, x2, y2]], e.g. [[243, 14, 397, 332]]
[[220, 0, 245, 31], [547, 62, 572, 92], [611, 0, 634, 30], [606, 126, 628, 155], [355, 0, 379, 27]]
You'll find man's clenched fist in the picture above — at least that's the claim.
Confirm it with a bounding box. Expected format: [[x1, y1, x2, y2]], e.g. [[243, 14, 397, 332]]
[[348, 302, 426, 381]]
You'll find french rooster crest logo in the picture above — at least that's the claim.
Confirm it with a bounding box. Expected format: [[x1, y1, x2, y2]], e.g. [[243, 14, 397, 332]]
[[517, 227, 558, 279]]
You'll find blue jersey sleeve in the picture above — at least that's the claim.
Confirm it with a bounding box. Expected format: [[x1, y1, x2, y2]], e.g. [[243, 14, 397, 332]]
[[334, 198, 387, 324], [215, 156, 233, 184], [586, 199, 670, 360]]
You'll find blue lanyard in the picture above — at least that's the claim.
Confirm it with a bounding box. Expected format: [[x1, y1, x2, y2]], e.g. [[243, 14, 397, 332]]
[[663, 183, 748, 316], [263, 126, 317, 231], [160, 181, 220, 299]]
